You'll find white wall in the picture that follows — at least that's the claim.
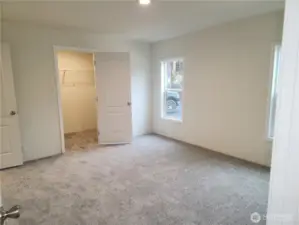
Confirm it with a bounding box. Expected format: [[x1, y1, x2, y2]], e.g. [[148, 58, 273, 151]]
[[131, 43, 152, 136], [2, 22, 152, 161], [57, 51, 97, 134], [152, 11, 284, 166]]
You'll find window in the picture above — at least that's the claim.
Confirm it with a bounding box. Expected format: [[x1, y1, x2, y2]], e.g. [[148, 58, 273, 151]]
[[161, 59, 184, 121], [268, 45, 281, 139]]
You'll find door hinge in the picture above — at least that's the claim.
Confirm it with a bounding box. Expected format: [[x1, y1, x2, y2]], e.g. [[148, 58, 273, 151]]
[[94, 60, 96, 66]]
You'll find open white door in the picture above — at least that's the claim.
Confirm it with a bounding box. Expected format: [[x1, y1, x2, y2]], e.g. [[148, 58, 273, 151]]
[[0, 44, 22, 224], [95, 52, 132, 144], [266, 0, 299, 224], [0, 43, 23, 169]]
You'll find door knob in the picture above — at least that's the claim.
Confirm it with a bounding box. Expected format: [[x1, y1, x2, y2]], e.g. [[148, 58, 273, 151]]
[[0, 205, 21, 225], [127, 102, 131, 106], [10, 111, 16, 116]]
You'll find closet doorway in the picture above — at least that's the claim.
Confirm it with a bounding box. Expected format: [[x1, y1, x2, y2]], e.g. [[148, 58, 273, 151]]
[[56, 50, 98, 151]]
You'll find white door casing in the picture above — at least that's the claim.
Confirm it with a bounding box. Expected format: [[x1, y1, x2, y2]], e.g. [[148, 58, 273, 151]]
[[0, 43, 23, 169], [95, 52, 132, 144]]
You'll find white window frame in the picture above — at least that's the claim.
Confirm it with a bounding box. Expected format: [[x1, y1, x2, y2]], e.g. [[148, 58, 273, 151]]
[[267, 44, 281, 140], [160, 58, 184, 122]]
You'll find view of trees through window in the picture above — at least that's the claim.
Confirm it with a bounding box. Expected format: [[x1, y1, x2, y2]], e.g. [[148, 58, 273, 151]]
[[166, 60, 183, 89]]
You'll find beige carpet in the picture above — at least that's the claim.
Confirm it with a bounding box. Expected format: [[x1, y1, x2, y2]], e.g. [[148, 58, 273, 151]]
[[1, 135, 270, 225]]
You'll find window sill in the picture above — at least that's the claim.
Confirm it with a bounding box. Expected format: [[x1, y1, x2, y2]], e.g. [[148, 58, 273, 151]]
[[161, 117, 183, 123]]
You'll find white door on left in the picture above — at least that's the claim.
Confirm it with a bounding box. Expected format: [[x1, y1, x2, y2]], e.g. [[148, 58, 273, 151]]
[[0, 43, 23, 169]]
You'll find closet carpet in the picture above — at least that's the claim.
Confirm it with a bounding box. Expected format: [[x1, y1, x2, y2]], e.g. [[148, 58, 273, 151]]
[[64, 129, 98, 151]]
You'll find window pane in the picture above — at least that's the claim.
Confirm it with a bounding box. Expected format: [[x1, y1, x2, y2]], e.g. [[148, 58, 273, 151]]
[[164, 90, 182, 120], [165, 60, 183, 90], [161, 59, 183, 121], [268, 45, 281, 139]]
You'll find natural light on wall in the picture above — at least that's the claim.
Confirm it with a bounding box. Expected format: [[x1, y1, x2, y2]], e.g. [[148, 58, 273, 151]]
[[161, 59, 184, 121], [268, 45, 281, 139]]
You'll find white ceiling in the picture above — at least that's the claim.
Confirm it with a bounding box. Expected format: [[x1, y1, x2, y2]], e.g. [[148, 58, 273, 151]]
[[2, 1, 284, 42]]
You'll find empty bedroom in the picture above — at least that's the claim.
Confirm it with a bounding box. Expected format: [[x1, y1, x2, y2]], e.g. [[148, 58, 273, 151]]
[[1, 1, 299, 225]]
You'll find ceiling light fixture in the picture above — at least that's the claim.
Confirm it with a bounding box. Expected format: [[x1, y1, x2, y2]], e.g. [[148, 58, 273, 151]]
[[139, 0, 151, 6]]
